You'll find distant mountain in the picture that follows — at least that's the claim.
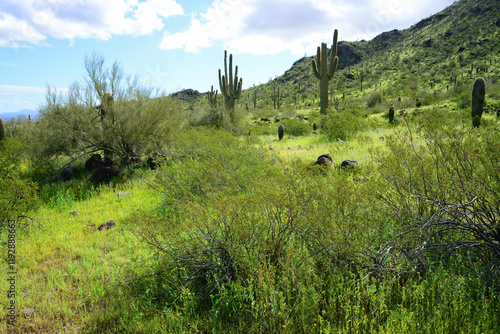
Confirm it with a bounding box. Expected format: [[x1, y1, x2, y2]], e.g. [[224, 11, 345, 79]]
[[0, 109, 39, 120], [235, 0, 500, 109]]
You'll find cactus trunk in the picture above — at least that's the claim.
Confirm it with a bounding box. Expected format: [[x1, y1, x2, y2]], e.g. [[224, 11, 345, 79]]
[[471, 77, 485, 127], [312, 30, 339, 114], [0, 116, 5, 141]]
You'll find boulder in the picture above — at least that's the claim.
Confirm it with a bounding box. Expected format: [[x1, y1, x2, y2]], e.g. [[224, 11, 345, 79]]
[[120, 152, 141, 167], [90, 166, 119, 183], [341, 160, 359, 169], [60, 167, 73, 181], [85, 154, 102, 171], [315, 154, 335, 167], [147, 152, 167, 170]]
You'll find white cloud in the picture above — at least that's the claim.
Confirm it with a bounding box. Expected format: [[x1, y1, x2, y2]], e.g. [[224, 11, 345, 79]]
[[160, 0, 453, 55], [0, 85, 47, 94], [0, 0, 184, 47]]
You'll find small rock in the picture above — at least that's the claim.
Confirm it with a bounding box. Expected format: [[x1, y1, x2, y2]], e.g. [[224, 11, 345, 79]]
[[118, 191, 130, 197], [341, 160, 359, 169], [69, 210, 79, 215], [24, 307, 36, 315], [98, 220, 115, 231]]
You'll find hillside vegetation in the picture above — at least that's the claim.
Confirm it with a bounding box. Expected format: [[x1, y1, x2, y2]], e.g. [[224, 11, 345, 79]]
[[1, 0, 500, 332]]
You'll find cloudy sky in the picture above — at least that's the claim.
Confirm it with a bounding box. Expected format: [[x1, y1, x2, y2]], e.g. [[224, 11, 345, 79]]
[[0, 0, 455, 114]]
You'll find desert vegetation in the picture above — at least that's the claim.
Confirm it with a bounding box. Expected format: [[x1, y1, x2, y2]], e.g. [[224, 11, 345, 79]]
[[1, 0, 500, 332]]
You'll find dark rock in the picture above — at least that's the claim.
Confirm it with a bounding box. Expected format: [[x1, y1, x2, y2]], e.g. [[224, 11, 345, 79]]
[[344, 73, 355, 80], [274, 117, 280, 122], [85, 154, 102, 171], [341, 160, 359, 169], [98, 220, 115, 231], [69, 210, 79, 215], [120, 152, 141, 167], [101, 157, 113, 167], [90, 166, 119, 182], [315, 154, 335, 167], [60, 167, 74, 181], [483, 107, 489, 113], [172, 89, 201, 100], [337, 43, 362, 64], [261, 117, 270, 122], [147, 152, 167, 170]]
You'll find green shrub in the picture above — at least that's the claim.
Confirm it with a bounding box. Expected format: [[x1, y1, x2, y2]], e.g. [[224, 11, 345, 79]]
[[279, 118, 310, 137], [0, 139, 38, 228], [366, 91, 382, 108], [322, 110, 375, 141]]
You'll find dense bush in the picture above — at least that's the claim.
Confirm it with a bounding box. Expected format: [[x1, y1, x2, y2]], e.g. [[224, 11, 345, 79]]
[[33, 53, 182, 165], [0, 139, 38, 228], [377, 120, 500, 289], [321, 109, 375, 141]]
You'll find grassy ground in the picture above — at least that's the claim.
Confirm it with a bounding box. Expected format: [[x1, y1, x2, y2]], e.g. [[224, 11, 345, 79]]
[[2, 104, 500, 333]]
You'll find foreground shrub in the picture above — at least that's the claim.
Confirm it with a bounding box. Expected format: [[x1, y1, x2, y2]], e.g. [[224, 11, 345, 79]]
[[377, 121, 500, 290], [0, 139, 38, 228]]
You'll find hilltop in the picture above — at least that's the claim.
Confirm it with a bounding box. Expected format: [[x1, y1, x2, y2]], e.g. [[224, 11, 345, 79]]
[[218, 0, 499, 112]]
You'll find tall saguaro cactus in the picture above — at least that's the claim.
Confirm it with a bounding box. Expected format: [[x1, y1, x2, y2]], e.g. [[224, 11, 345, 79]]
[[312, 29, 339, 114], [471, 77, 486, 127], [218, 50, 242, 120]]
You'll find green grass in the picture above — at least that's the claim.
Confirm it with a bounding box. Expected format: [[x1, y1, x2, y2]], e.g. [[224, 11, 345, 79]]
[[3, 118, 500, 332]]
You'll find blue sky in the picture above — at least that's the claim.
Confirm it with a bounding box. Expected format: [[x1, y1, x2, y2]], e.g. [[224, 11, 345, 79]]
[[0, 0, 455, 114]]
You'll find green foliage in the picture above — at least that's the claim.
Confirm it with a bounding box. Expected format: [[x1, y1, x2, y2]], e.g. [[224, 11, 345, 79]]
[[378, 122, 500, 286], [312, 29, 339, 114], [279, 118, 310, 137], [0, 139, 38, 227], [278, 123, 284, 140], [34, 54, 182, 164], [322, 109, 375, 141], [366, 91, 382, 108]]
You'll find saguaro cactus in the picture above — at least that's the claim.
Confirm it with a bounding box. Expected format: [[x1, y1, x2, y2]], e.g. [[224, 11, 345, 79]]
[[312, 29, 339, 114], [471, 77, 486, 127], [278, 124, 284, 140], [389, 104, 395, 123], [207, 85, 218, 108], [0, 116, 5, 141], [218, 50, 242, 120]]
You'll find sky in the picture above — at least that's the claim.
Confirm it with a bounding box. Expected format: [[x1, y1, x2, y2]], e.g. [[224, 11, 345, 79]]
[[0, 0, 456, 114]]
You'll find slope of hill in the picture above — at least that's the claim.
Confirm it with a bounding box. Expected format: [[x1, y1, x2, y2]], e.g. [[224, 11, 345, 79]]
[[236, 0, 499, 111]]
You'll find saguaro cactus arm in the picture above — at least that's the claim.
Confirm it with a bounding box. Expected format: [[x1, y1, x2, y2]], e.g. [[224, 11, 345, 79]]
[[312, 29, 339, 80]]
